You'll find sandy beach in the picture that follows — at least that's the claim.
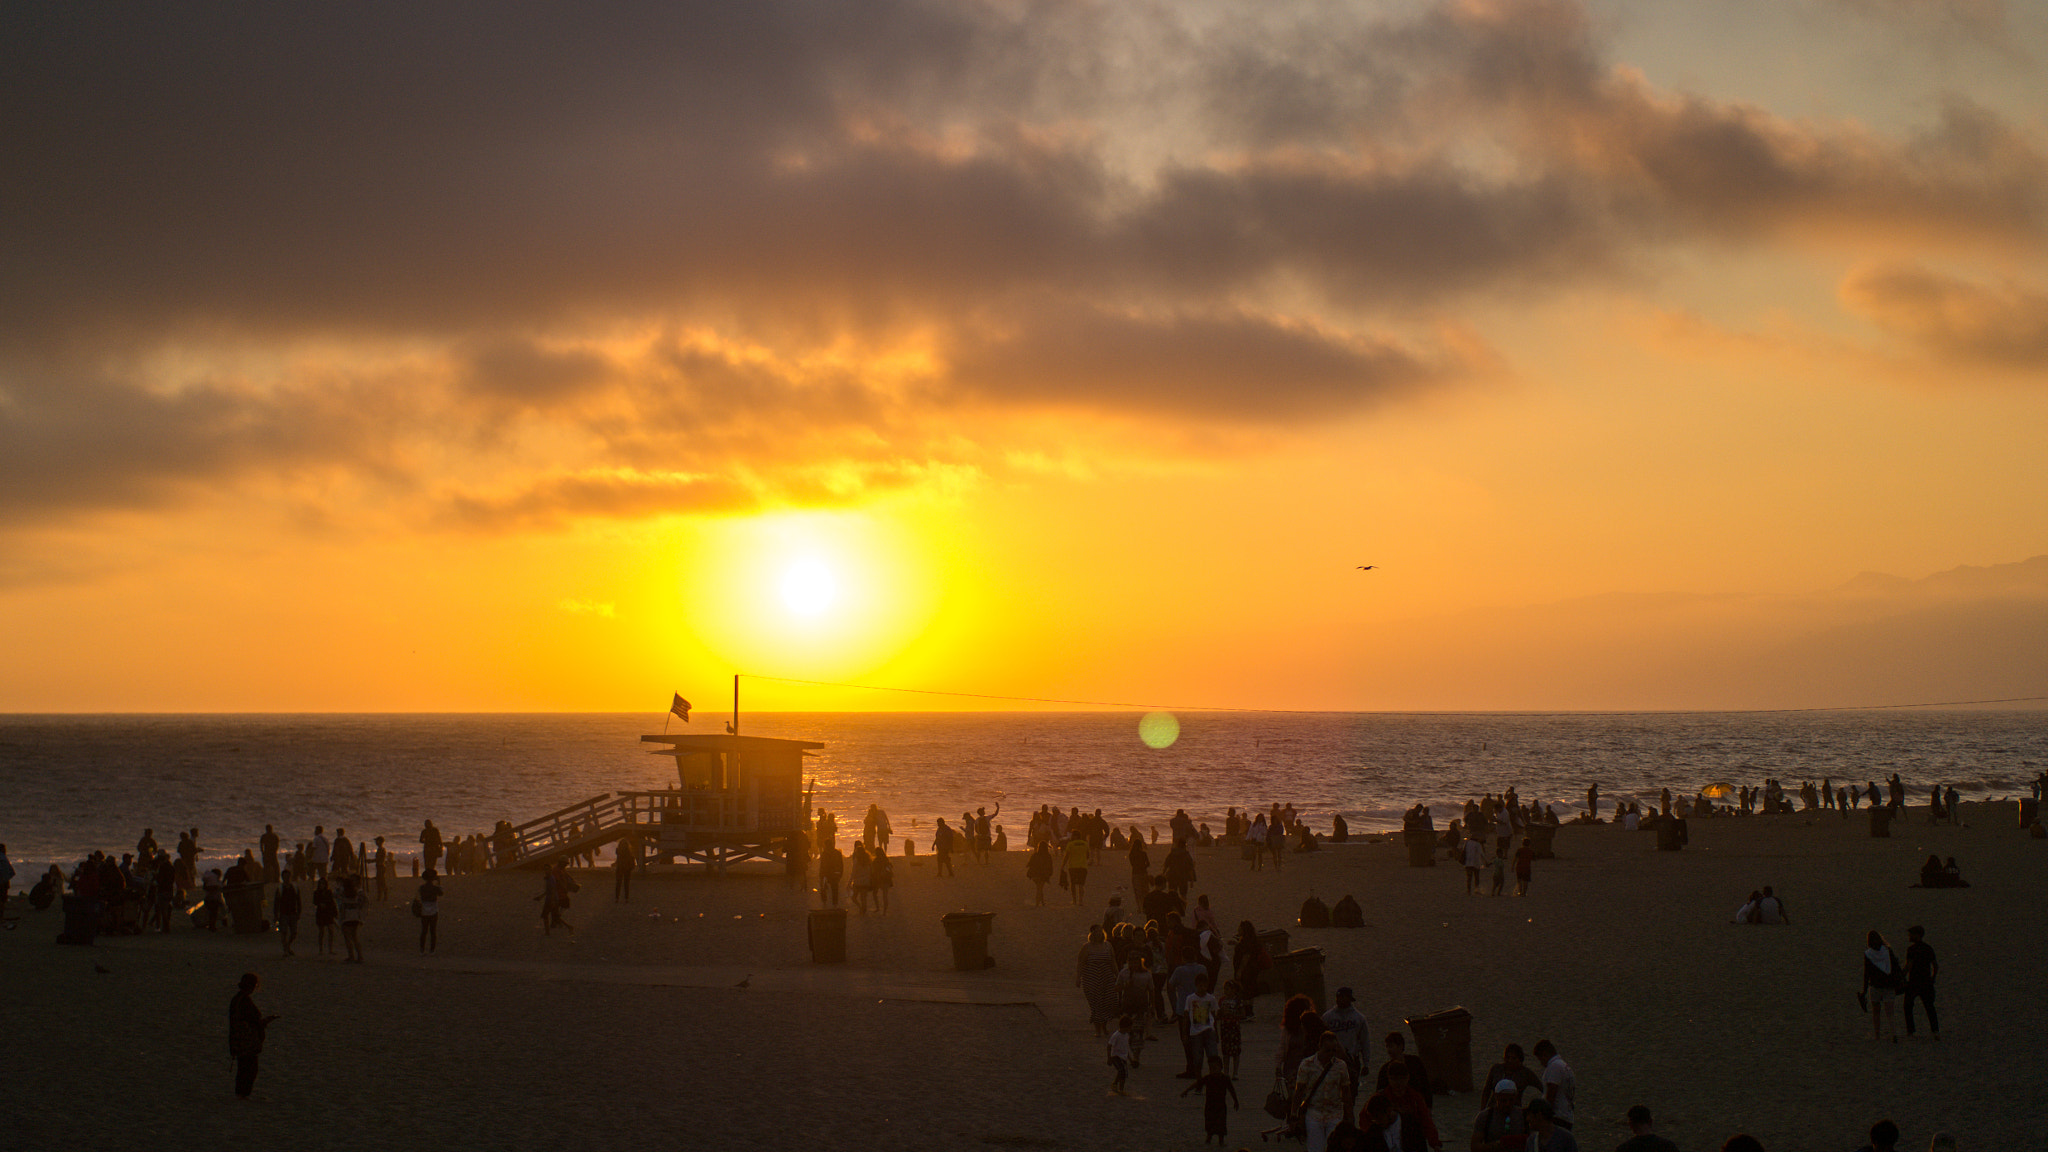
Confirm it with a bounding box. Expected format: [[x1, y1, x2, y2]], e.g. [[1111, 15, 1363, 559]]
[[5, 801, 2041, 1151]]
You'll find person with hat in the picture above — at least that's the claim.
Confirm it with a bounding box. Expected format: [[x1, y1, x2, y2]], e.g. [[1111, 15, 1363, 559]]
[[1323, 986, 1369, 1095], [1469, 1080, 1527, 1152]]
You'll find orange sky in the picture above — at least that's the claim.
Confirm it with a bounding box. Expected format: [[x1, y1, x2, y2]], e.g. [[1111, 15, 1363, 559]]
[[2, 1, 2045, 712]]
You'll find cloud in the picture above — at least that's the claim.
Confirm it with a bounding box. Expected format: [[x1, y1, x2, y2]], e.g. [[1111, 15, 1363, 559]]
[[1840, 262, 2048, 367], [2, 0, 2043, 532]]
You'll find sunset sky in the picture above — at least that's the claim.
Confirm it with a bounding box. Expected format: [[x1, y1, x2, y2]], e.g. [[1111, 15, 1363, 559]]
[[4, 0, 2045, 712]]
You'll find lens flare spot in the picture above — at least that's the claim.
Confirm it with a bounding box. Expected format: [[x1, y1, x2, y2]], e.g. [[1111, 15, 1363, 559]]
[[1138, 711, 1180, 749]]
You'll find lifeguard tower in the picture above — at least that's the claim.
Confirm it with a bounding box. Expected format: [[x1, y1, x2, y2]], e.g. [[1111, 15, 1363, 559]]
[[493, 732, 820, 870]]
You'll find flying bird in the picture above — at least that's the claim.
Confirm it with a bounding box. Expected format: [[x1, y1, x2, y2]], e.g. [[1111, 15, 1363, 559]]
[[1356, 565, 1377, 570]]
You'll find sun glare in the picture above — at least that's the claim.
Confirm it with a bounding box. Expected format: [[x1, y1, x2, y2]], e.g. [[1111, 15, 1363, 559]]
[[779, 558, 838, 618], [675, 510, 942, 681]]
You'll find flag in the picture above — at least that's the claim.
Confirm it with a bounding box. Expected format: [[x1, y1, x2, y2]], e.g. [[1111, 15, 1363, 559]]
[[671, 693, 691, 722]]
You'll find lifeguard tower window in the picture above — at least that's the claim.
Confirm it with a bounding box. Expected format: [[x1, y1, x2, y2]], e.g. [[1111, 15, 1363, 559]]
[[682, 751, 730, 791]]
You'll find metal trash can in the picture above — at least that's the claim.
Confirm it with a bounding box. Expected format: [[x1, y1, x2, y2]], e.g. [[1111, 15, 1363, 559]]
[[1869, 805, 1895, 838], [808, 907, 847, 964], [58, 894, 97, 946], [1656, 818, 1688, 852], [1525, 823, 1558, 860], [226, 883, 268, 935], [1406, 1006, 1475, 1093], [1270, 946, 1327, 1010], [941, 911, 995, 971], [2019, 798, 2038, 829], [1404, 830, 1437, 867]]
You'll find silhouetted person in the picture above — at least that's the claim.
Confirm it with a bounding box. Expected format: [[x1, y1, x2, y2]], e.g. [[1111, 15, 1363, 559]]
[[228, 972, 278, 1099]]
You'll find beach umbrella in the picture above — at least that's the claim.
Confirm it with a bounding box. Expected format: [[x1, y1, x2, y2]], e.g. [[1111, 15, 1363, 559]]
[[1701, 782, 1735, 798]]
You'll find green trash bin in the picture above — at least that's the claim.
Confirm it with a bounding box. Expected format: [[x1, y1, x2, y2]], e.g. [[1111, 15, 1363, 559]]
[[941, 911, 995, 970], [1406, 1006, 1475, 1093], [808, 907, 847, 964]]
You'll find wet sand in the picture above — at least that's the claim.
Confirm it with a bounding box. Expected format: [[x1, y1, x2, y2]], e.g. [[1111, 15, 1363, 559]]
[[4, 801, 2041, 1150]]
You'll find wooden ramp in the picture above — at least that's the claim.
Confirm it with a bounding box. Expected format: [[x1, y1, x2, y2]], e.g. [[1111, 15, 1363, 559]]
[[495, 791, 798, 871]]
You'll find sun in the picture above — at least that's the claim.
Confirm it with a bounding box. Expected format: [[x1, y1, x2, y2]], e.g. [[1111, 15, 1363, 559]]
[[779, 558, 838, 619]]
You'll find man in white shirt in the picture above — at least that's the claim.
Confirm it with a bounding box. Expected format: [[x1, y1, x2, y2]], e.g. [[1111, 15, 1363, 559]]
[[1532, 1039, 1575, 1130], [308, 826, 331, 881], [1461, 832, 1487, 895], [1757, 886, 1789, 924]]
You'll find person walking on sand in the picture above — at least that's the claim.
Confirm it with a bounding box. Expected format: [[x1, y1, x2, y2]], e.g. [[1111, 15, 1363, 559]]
[[417, 869, 442, 954], [849, 842, 872, 913], [228, 973, 279, 1099], [817, 838, 844, 907], [420, 820, 444, 875], [1063, 834, 1092, 906], [1514, 838, 1534, 897], [933, 818, 957, 877], [1863, 930, 1904, 1042], [338, 876, 367, 963], [274, 869, 302, 957], [1462, 830, 1487, 895], [1530, 1040, 1572, 1130], [307, 826, 330, 881], [542, 860, 575, 936], [1181, 1055, 1239, 1144], [1902, 925, 1940, 1040], [1108, 1014, 1133, 1095], [1077, 925, 1119, 1037], [312, 876, 337, 954], [1025, 840, 1054, 905], [1293, 1032, 1354, 1152], [259, 824, 281, 884], [870, 840, 894, 914]]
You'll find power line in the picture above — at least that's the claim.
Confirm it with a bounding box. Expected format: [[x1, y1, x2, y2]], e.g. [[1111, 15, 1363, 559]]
[[738, 674, 2048, 717]]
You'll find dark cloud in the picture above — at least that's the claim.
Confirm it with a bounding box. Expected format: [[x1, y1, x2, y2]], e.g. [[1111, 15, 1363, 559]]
[[2, 0, 2042, 530], [944, 304, 1447, 420], [1840, 262, 2048, 367]]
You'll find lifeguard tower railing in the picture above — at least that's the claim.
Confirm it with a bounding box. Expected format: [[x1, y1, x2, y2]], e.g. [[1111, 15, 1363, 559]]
[[499, 789, 801, 870]]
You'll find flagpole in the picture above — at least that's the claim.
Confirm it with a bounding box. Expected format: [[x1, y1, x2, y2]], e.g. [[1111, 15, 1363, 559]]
[[731, 674, 740, 736]]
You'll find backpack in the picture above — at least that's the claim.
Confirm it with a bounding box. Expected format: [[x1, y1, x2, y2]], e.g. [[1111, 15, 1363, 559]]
[[1330, 894, 1364, 928], [1297, 895, 1330, 929]]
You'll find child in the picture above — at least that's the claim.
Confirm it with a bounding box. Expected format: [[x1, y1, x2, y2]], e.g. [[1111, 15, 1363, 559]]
[[1116, 954, 1152, 1066], [1108, 1015, 1133, 1095], [1217, 979, 1247, 1078], [1179, 1055, 1239, 1144]]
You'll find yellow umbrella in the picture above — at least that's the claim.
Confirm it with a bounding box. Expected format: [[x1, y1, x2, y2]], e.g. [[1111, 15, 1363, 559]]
[[1701, 781, 1735, 799]]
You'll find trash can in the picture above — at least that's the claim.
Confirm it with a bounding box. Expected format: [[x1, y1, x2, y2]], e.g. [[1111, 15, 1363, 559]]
[[1252, 928, 1291, 996], [1656, 817, 1688, 852], [1403, 830, 1436, 867], [941, 911, 995, 971], [2020, 798, 2038, 829], [1406, 1006, 1474, 1093], [1270, 947, 1327, 1010], [808, 907, 847, 964], [1869, 805, 1894, 838], [226, 883, 268, 935], [58, 894, 97, 946], [1525, 823, 1558, 860]]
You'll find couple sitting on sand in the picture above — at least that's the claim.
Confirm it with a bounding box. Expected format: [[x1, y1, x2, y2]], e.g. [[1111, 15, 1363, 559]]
[[1732, 887, 1788, 924], [1912, 855, 1970, 888]]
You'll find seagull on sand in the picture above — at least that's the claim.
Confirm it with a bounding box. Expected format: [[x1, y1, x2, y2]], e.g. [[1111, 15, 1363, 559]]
[[734, 975, 752, 989]]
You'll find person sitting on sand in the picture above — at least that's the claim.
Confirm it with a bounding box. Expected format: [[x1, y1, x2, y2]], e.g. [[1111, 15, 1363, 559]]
[[1522, 1098, 1575, 1151], [1917, 854, 1945, 888], [1942, 857, 1969, 887], [1757, 887, 1787, 924], [1734, 891, 1762, 924]]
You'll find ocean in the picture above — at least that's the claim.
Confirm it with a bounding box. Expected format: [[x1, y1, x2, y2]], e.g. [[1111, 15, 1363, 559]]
[[2, 709, 2041, 873]]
